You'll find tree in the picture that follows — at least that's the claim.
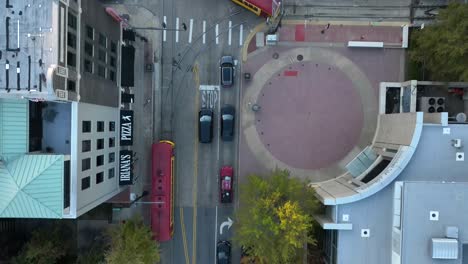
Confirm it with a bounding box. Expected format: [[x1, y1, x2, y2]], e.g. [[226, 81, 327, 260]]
[[234, 169, 320, 264], [11, 222, 75, 264], [105, 216, 160, 264], [409, 2, 468, 81]]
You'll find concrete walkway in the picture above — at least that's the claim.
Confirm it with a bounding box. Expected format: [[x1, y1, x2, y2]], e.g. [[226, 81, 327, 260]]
[[239, 21, 404, 183]]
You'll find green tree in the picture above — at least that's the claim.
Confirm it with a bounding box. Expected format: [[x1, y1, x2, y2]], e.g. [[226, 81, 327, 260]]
[[105, 216, 160, 264], [409, 2, 468, 81], [12, 222, 74, 264], [235, 169, 319, 264]]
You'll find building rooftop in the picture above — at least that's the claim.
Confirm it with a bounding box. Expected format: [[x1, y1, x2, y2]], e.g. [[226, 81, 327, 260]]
[[334, 123, 468, 264], [0, 0, 57, 96]]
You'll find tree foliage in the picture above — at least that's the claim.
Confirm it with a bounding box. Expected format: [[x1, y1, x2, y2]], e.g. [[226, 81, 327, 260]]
[[11, 223, 74, 264], [105, 216, 160, 264], [235, 169, 319, 264], [409, 2, 468, 81]]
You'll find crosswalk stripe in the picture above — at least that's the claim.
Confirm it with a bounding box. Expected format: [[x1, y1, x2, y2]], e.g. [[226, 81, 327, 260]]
[[202, 20, 206, 44], [163, 16, 167, 42], [239, 24, 243, 46], [189, 19, 194, 43], [215, 24, 219, 45], [176, 17, 179, 43], [228, 21, 232, 46]]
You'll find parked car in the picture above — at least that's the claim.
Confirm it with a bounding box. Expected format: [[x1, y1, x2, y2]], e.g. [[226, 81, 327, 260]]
[[217, 240, 231, 264], [220, 166, 233, 203], [221, 105, 235, 141], [220, 56, 234, 87], [199, 108, 213, 143]]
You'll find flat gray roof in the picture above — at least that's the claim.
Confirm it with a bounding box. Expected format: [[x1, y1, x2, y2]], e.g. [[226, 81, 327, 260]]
[[335, 124, 468, 264], [401, 181, 468, 264], [0, 0, 56, 93]]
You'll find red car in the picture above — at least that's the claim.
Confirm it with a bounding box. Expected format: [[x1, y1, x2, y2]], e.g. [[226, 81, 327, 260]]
[[220, 166, 233, 203]]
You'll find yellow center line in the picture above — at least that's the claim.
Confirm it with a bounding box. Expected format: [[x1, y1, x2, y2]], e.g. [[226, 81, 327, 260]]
[[179, 208, 190, 264], [192, 63, 200, 264]]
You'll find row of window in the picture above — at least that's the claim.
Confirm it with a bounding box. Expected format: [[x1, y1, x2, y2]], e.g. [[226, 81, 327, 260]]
[[84, 25, 117, 82], [82, 152, 115, 171], [83, 121, 115, 133], [82, 138, 115, 152], [81, 168, 115, 190]]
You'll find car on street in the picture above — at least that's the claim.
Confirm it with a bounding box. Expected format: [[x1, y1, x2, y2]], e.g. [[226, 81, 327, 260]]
[[199, 108, 213, 143], [220, 166, 233, 203], [221, 105, 235, 141], [217, 240, 231, 264], [220, 56, 234, 87]]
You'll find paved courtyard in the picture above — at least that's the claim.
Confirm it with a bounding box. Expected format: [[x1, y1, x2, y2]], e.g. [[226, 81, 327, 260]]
[[239, 22, 405, 183]]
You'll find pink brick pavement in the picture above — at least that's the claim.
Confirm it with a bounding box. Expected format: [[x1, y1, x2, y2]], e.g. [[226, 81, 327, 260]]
[[280, 24, 403, 43]]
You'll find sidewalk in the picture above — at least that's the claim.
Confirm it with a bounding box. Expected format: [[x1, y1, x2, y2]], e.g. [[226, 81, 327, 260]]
[[238, 20, 405, 183], [102, 4, 162, 225]]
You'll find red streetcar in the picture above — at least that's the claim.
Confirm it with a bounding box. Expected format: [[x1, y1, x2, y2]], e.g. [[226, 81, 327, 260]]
[[231, 0, 281, 17], [151, 140, 175, 242]]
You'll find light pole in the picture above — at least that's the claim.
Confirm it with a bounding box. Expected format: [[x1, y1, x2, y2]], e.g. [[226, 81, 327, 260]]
[[130, 191, 165, 205]]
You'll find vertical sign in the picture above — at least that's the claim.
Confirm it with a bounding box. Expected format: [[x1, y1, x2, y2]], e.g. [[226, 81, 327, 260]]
[[119, 150, 133, 185], [120, 110, 134, 146]]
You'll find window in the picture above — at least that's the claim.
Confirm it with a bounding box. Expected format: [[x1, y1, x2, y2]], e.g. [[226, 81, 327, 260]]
[[68, 12, 77, 30], [81, 176, 90, 190], [109, 121, 115, 131], [67, 80, 76, 91], [109, 137, 115, 148], [86, 25, 94, 39], [67, 52, 76, 67], [82, 121, 91, 133], [109, 70, 116, 82], [98, 49, 106, 62], [111, 41, 117, 53], [97, 121, 105, 132], [97, 138, 104, 150], [110, 56, 116, 67], [84, 59, 93, 73], [82, 158, 91, 171], [67, 33, 76, 49], [99, 33, 107, 47], [108, 168, 115, 179], [96, 155, 104, 166], [84, 42, 93, 56], [82, 140, 91, 152], [109, 152, 115, 163], [98, 65, 105, 78], [96, 172, 104, 184]]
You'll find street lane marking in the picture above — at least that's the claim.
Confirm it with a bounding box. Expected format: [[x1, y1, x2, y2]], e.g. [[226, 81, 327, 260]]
[[214, 206, 218, 264], [189, 19, 194, 43], [215, 24, 219, 44], [176, 17, 179, 43], [179, 208, 190, 264], [202, 20, 206, 44], [163, 16, 167, 42], [228, 21, 232, 45], [239, 24, 243, 46], [192, 63, 200, 264]]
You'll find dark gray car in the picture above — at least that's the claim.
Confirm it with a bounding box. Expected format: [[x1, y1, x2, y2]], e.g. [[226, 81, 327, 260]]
[[220, 56, 234, 87], [221, 105, 235, 141], [199, 108, 213, 143]]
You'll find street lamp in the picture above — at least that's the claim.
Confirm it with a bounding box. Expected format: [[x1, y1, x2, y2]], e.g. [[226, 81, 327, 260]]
[[130, 191, 165, 205]]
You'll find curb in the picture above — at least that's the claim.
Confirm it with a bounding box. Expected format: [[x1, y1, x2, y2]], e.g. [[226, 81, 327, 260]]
[[282, 19, 409, 27], [241, 22, 267, 62]]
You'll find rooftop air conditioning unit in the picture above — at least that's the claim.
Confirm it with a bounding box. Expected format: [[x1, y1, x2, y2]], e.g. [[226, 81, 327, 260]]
[[420, 97, 445, 113]]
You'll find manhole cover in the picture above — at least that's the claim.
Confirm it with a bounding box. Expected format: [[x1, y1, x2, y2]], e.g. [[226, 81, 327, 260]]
[[272, 53, 279, 59], [297, 54, 303, 61]]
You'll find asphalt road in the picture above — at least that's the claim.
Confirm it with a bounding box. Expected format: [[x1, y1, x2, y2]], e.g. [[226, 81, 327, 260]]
[[121, 0, 262, 263]]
